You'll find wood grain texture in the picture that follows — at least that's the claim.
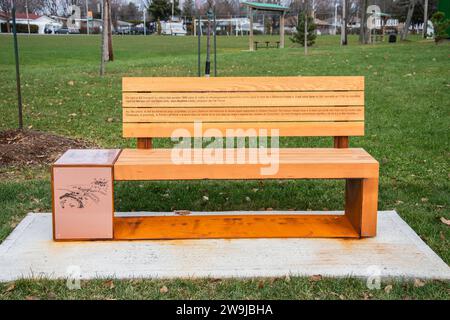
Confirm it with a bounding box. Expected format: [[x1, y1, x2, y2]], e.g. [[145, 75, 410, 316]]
[[114, 148, 379, 180], [122, 76, 365, 139], [113, 214, 360, 239], [123, 106, 364, 123], [123, 91, 364, 107], [123, 122, 365, 138], [122, 76, 364, 92], [345, 178, 379, 237]]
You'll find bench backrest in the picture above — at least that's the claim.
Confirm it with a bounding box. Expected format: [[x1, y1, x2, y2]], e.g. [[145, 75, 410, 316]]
[[122, 76, 364, 148]]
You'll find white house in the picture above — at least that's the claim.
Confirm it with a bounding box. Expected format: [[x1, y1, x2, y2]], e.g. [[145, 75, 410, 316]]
[[2, 12, 57, 34]]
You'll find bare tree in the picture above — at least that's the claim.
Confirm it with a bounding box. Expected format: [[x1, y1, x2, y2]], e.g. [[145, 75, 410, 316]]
[[0, 0, 12, 32], [341, 0, 347, 45], [401, 0, 417, 40], [100, 0, 112, 76], [359, 0, 369, 44]]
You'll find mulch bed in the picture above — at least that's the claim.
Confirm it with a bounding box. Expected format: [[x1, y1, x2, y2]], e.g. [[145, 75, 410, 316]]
[[0, 129, 95, 166]]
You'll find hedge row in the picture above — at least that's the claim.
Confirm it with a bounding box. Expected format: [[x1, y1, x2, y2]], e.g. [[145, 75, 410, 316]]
[[0, 23, 39, 33]]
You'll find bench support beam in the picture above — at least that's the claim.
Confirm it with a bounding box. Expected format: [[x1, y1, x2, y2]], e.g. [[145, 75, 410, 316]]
[[113, 214, 360, 240], [334, 136, 349, 148], [137, 138, 152, 149], [344, 178, 378, 237]]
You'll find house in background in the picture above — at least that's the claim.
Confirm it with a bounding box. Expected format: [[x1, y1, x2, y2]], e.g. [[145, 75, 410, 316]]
[[0, 11, 8, 32], [0, 11, 57, 34], [14, 13, 56, 34]]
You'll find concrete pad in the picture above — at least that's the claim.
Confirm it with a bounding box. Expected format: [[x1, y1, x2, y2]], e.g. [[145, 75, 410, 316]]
[[0, 211, 449, 281]]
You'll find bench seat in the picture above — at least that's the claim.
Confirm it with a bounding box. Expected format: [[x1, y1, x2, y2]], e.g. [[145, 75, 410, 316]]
[[114, 148, 379, 181]]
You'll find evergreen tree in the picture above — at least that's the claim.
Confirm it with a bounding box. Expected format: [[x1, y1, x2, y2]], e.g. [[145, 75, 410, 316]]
[[290, 12, 316, 47], [148, 0, 180, 21], [431, 11, 450, 43]]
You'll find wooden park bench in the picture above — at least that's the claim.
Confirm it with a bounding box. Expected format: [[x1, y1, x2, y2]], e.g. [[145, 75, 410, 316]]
[[52, 76, 379, 241], [254, 41, 280, 50]]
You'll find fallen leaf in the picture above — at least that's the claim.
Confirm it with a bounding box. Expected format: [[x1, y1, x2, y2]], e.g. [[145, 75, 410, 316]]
[[5, 283, 15, 292], [202, 195, 209, 201], [309, 274, 322, 282], [25, 296, 40, 300], [285, 275, 291, 283], [160, 285, 169, 293], [440, 217, 450, 226], [421, 197, 429, 203], [68, 80, 75, 86], [174, 210, 191, 216], [104, 280, 115, 289], [362, 292, 373, 300], [414, 279, 426, 288], [107, 117, 114, 122], [384, 284, 393, 293], [257, 280, 264, 289], [245, 196, 251, 202], [47, 292, 57, 299]]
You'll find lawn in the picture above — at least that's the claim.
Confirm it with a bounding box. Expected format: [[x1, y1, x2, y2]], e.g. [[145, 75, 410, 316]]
[[0, 34, 449, 300]]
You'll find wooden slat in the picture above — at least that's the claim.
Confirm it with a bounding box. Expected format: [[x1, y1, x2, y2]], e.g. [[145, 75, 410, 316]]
[[113, 148, 379, 180], [123, 122, 365, 138], [123, 91, 364, 107], [123, 106, 364, 123], [113, 214, 360, 239], [122, 76, 364, 92]]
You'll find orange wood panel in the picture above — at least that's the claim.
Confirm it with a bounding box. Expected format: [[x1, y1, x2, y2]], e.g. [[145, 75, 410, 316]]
[[123, 122, 365, 138], [113, 148, 379, 180], [344, 178, 379, 237], [122, 91, 364, 107], [113, 214, 360, 239], [122, 76, 364, 92], [360, 178, 379, 237], [123, 106, 364, 123]]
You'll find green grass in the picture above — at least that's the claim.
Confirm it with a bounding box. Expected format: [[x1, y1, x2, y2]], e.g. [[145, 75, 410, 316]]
[[0, 34, 449, 300]]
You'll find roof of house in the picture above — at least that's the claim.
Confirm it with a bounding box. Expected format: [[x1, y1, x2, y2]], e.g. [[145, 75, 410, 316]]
[[14, 12, 42, 20], [241, 1, 289, 12]]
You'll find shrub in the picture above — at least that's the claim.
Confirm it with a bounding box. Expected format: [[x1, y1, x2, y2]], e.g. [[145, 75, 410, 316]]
[[290, 12, 316, 46], [0, 23, 39, 33], [431, 11, 450, 44]]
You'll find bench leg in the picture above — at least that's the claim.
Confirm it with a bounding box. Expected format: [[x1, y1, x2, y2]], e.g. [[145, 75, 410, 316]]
[[345, 178, 378, 237]]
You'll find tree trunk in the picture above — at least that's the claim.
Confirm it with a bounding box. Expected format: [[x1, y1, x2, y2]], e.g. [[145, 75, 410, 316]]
[[341, 0, 347, 45], [100, 0, 109, 76], [359, 0, 368, 44], [205, 15, 211, 76], [107, 0, 114, 61], [401, 0, 416, 41], [422, 0, 428, 38]]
